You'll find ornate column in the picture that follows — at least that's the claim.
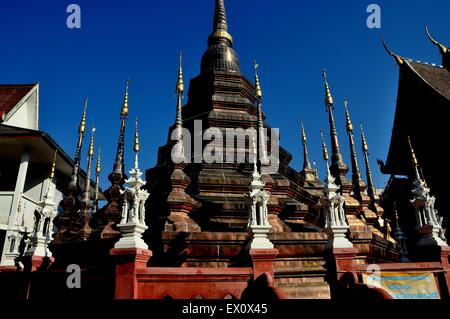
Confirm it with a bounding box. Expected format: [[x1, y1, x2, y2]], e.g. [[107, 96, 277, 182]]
[[24, 151, 58, 270], [408, 137, 447, 247], [320, 131, 353, 250], [114, 119, 149, 250]]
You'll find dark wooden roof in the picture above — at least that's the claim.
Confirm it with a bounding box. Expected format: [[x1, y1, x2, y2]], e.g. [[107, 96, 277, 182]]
[[383, 60, 450, 176], [408, 61, 450, 101], [0, 84, 35, 115]]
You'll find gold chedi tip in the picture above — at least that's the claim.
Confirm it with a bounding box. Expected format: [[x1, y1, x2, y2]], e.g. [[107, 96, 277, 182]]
[[254, 60, 262, 99], [322, 69, 334, 107], [88, 128, 95, 158], [344, 98, 353, 133], [361, 124, 369, 153], [301, 120, 307, 144], [407, 136, 418, 167], [121, 80, 129, 117], [79, 98, 88, 134], [176, 50, 184, 94]]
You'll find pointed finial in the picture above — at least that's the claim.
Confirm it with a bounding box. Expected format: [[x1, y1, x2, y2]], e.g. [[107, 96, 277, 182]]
[[344, 98, 353, 133], [79, 98, 88, 134], [121, 80, 129, 117], [382, 37, 404, 66], [407, 136, 418, 167], [323, 69, 334, 108], [254, 60, 262, 100], [88, 128, 95, 158], [320, 130, 329, 161], [176, 50, 185, 94], [50, 150, 58, 179], [361, 124, 368, 153], [96, 146, 101, 175], [425, 26, 448, 55], [134, 117, 140, 153], [209, 0, 233, 46], [301, 120, 307, 144]]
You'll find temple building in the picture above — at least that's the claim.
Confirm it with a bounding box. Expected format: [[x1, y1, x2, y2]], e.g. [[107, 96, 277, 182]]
[[0, 1, 449, 300], [380, 29, 450, 260], [0, 85, 101, 268]]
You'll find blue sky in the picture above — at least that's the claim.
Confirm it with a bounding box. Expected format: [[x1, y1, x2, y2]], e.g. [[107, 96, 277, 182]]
[[1, 0, 449, 191]]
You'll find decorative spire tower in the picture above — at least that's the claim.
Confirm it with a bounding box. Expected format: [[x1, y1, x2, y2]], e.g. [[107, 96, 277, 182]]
[[299, 121, 318, 183], [79, 128, 95, 240], [320, 130, 352, 249], [172, 51, 186, 162], [25, 150, 58, 260], [322, 69, 350, 191], [360, 124, 376, 199], [164, 54, 200, 233], [344, 99, 366, 199], [254, 61, 268, 170], [408, 137, 447, 247], [53, 99, 88, 242], [101, 81, 130, 239], [115, 118, 149, 249]]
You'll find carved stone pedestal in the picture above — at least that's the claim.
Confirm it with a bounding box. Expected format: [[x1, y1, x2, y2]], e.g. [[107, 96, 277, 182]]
[[110, 248, 152, 299], [325, 226, 353, 250], [115, 223, 149, 250], [248, 226, 274, 250], [249, 248, 278, 280]]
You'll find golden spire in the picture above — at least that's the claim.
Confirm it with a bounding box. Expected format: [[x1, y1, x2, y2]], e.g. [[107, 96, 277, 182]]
[[79, 98, 88, 134], [361, 124, 376, 198], [361, 124, 369, 153], [301, 120, 307, 144], [407, 136, 418, 167], [382, 37, 404, 66], [95, 147, 101, 175], [209, 0, 233, 46], [320, 129, 329, 162], [121, 80, 129, 117], [134, 117, 140, 153], [88, 127, 95, 158], [254, 60, 262, 100], [344, 98, 353, 133], [323, 69, 334, 107], [176, 50, 184, 94], [425, 26, 448, 55], [50, 149, 58, 180], [301, 120, 312, 170]]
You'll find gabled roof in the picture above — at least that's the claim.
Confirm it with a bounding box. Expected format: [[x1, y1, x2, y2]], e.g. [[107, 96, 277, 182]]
[[0, 84, 35, 115], [407, 61, 450, 101]]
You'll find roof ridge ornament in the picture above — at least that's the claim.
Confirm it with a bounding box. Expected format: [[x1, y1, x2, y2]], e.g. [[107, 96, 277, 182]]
[[382, 37, 405, 66], [425, 26, 448, 55]]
